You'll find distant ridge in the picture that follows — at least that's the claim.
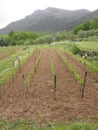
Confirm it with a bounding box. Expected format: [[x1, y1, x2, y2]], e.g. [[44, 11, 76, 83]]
[[0, 7, 98, 34]]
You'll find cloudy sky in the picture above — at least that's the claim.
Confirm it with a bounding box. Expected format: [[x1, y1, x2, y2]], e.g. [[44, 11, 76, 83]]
[[0, 0, 98, 29]]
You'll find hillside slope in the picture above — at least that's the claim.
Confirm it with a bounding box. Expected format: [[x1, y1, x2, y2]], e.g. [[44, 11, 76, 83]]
[[0, 7, 98, 34]]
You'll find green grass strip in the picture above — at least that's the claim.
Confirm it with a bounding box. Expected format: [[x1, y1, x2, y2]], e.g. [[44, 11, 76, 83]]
[[0, 119, 98, 130], [25, 51, 42, 87]]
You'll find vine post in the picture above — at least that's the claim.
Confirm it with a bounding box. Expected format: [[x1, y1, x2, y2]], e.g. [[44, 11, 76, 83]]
[[0, 77, 3, 98], [10, 68, 15, 87], [81, 72, 87, 98], [22, 74, 27, 98], [54, 75, 56, 100], [17, 57, 21, 72], [34, 63, 36, 73], [0, 77, 1, 99]]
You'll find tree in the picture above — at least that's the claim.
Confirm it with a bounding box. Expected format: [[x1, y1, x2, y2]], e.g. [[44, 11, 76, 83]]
[[82, 21, 91, 31], [73, 23, 84, 34], [77, 30, 86, 38], [55, 34, 62, 42], [73, 15, 98, 34], [44, 35, 53, 44], [0, 38, 8, 46], [91, 16, 98, 29], [8, 30, 14, 37]]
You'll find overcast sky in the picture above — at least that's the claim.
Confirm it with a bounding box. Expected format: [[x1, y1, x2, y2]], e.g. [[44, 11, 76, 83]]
[[0, 0, 98, 29]]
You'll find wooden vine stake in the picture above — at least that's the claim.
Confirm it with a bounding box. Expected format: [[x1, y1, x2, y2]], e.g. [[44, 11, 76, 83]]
[[81, 72, 87, 98], [0, 87, 1, 99], [0, 78, 1, 99], [11, 69, 14, 87], [54, 75, 56, 100], [17, 57, 21, 72], [22, 75, 27, 98], [34, 63, 36, 73], [0, 77, 3, 98], [13, 71, 14, 86]]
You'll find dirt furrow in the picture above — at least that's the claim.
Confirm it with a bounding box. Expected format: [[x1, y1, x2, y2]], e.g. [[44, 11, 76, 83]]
[[61, 51, 98, 82], [60, 50, 98, 102], [0, 49, 41, 118], [0, 49, 53, 122], [50, 49, 98, 121]]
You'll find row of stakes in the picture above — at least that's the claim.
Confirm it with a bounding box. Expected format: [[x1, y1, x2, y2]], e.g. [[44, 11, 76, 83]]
[[13, 56, 87, 99], [0, 50, 40, 99], [21, 72, 87, 99], [21, 51, 41, 98], [53, 72, 87, 100], [0, 72, 87, 99]]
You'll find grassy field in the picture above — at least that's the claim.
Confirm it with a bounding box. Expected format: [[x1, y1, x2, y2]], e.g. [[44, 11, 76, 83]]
[[0, 119, 98, 130], [76, 41, 98, 52], [0, 46, 22, 61]]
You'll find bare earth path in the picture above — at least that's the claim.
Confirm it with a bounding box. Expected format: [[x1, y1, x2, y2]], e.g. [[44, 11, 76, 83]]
[[0, 48, 98, 124]]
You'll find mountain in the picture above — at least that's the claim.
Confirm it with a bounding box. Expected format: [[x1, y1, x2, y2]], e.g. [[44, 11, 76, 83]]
[[0, 7, 98, 34]]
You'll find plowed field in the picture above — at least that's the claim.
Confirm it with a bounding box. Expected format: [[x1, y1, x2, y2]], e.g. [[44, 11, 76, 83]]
[[0, 48, 98, 124]]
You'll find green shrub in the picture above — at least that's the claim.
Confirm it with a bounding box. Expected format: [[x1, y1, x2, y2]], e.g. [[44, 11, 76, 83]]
[[71, 44, 81, 54]]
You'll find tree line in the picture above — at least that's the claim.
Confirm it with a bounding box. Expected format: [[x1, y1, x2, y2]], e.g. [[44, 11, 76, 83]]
[[0, 15, 98, 46], [73, 16, 98, 34], [0, 31, 40, 46]]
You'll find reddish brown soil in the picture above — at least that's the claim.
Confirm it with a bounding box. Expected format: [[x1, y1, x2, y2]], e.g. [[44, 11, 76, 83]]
[[60, 50, 98, 101], [0, 48, 98, 124], [61, 51, 98, 82]]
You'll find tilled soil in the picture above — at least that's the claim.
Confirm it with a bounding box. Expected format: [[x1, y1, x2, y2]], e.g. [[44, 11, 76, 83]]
[[60, 50, 98, 103], [0, 48, 98, 124], [61, 51, 98, 82]]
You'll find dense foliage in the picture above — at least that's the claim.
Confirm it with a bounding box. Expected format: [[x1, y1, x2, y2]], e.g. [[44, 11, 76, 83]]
[[73, 16, 98, 34], [0, 31, 40, 46], [0, 38, 8, 46]]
